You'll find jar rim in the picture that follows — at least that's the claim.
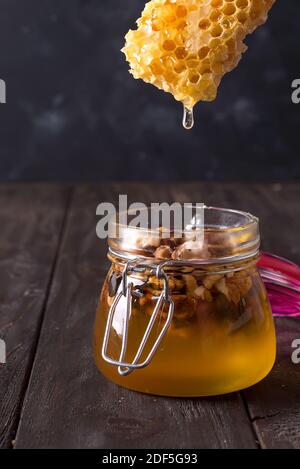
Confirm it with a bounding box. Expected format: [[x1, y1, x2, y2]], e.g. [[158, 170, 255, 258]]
[[108, 205, 260, 263], [109, 205, 258, 234]]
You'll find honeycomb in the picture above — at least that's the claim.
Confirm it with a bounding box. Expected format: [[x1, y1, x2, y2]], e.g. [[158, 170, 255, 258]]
[[122, 0, 276, 110]]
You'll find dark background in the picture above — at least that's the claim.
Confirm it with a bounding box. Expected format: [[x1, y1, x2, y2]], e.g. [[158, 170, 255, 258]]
[[0, 0, 299, 181]]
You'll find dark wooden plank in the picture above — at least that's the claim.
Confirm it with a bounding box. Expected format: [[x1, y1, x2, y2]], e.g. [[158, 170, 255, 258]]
[[0, 183, 71, 448], [245, 317, 300, 449], [230, 183, 300, 449], [15, 183, 257, 449]]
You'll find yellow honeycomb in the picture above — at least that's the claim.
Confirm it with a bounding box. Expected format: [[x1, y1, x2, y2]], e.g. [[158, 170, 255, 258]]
[[122, 0, 276, 110]]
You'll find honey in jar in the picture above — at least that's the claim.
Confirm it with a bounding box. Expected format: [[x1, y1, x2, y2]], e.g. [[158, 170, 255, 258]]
[[93, 207, 276, 396]]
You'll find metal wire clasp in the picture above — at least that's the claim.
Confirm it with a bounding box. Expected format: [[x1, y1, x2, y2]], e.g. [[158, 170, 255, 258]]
[[101, 259, 174, 377]]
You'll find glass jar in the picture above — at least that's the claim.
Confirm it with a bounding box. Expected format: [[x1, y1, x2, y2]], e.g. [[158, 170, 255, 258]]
[[93, 207, 276, 397]]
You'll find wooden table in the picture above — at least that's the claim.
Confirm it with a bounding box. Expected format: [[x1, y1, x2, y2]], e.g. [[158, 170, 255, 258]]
[[0, 183, 299, 449]]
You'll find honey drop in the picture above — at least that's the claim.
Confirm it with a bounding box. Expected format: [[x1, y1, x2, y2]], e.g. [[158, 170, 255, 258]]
[[182, 105, 194, 130]]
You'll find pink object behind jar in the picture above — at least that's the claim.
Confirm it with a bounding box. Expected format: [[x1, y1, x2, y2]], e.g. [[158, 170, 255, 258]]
[[259, 252, 300, 317]]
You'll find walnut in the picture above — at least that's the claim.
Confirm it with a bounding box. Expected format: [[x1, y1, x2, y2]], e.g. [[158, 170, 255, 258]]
[[161, 237, 182, 250], [194, 285, 213, 302], [203, 274, 223, 290], [136, 235, 161, 250], [221, 271, 253, 304], [148, 276, 162, 289], [172, 240, 209, 260], [234, 274, 253, 296], [147, 275, 185, 292], [154, 245, 173, 259], [184, 274, 198, 295], [194, 286, 205, 299], [215, 277, 229, 297], [226, 281, 241, 304], [171, 277, 185, 291], [204, 289, 213, 302]]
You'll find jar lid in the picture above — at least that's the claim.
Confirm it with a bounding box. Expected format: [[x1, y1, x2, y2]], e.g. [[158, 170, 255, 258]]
[[108, 205, 260, 264]]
